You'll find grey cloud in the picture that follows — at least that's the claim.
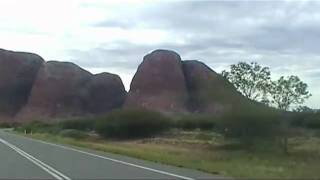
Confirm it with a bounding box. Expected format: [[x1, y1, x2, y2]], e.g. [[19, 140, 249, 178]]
[[94, 20, 136, 29], [65, 41, 204, 69], [92, 1, 320, 55], [77, 1, 320, 107], [306, 70, 320, 80], [243, 21, 320, 55], [66, 47, 142, 70]]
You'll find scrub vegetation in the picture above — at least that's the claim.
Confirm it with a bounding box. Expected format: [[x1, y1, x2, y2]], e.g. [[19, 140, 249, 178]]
[[14, 127, 320, 179]]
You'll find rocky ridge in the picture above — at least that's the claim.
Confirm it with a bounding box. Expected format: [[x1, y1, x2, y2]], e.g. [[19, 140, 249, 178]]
[[0, 48, 253, 121]]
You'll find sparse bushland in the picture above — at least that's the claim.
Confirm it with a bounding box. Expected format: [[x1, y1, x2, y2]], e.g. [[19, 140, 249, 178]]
[[12, 108, 287, 148], [9, 108, 320, 178], [13, 109, 173, 139]]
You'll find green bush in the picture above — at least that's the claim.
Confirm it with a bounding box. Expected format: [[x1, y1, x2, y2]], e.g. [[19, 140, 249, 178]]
[[218, 108, 281, 140], [14, 121, 61, 134], [174, 115, 216, 130], [291, 112, 320, 129], [59, 129, 88, 139], [95, 109, 172, 139], [59, 119, 95, 131], [290, 112, 309, 127], [304, 113, 320, 129], [0, 122, 16, 128], [15, 121, 48, 132]]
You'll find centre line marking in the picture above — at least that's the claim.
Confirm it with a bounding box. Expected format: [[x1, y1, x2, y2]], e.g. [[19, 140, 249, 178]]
[[10, 133, 195, 180], [0, 138, 71, 180]]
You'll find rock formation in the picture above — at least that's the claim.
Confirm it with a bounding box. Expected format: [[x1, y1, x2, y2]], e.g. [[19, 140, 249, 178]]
[[0, 49, 44, 120], [81, 72, 127, 114], [125, 50, 252, 115], [17, 61, 127, 121], [0, 47, 257, 121], [183, 60, 243, 114], [124, 49, 189, 113]]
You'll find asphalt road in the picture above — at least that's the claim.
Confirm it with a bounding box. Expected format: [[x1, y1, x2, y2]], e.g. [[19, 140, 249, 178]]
[[0, 129, 221, 179]]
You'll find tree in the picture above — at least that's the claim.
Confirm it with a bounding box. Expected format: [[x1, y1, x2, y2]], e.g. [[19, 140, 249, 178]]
[[270, 76, 311, 111], [222, 62, 271, 104], [270, 76, 311, 154], [222, 63, 313, 154]]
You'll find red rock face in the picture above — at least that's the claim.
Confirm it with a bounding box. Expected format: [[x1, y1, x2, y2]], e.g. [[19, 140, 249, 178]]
[[17, 61, 92, 120], [17, 61, 127, 121], [0, 47, 255, 121], [0, 49, 44, 119], [125, 49, 188, 113], [81, 72, 127, 114]]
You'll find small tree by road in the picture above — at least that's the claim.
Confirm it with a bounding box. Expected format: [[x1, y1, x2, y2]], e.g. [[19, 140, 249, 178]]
[[222, 62, 312, 154], [222, 62, 312, 110], [270, 76, 311, 111]]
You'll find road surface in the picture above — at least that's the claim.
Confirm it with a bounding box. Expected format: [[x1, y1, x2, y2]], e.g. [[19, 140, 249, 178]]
[[0, 129, 221, 179]]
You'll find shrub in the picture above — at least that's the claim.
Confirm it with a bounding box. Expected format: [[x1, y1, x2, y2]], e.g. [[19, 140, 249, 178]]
[[291, 112, 320, 129], [59, 119, 95, 131], [0, 122, 15, 128], [290, 112, 309, 127], [216, 109, 285, 152], [304, 113, 320, 129], [59, 129, 88, 139], [217, 108, 281, 141], [14, 121, 61, 134], [174, 115, 216, 130], [95, 109, 172, 139], [175, 117, 196, 130], [15, 121, 49, 133]]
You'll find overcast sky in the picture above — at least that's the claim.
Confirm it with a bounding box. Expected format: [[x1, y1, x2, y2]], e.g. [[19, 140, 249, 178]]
[[0, 0, 319, 108]]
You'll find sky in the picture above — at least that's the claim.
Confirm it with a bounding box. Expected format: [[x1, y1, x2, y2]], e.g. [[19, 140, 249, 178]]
[[0, 0, 319, 108]]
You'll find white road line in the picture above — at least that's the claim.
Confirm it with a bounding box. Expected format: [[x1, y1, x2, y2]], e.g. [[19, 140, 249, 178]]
[[12, 134, 195, 180], [1, 140, 63, 180], [0, 138, 71, 180], [11, 144, 71, 180]]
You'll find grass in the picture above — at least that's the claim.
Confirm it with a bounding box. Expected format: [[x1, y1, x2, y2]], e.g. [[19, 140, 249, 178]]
[[13, 129, 320, 179]]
